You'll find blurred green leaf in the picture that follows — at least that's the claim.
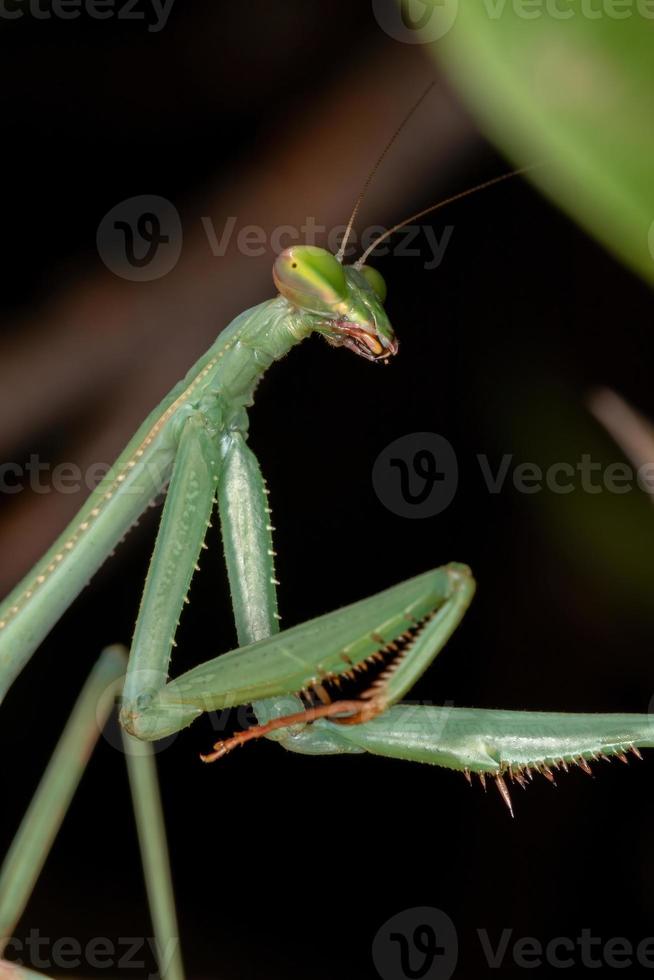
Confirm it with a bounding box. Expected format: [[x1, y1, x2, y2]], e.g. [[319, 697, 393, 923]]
[[424, 0, 654, 282]]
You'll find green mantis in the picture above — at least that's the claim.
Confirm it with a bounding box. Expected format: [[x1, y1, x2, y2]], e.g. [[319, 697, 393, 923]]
[[2, 163, 654, 977], [2, 227, 653, 783]]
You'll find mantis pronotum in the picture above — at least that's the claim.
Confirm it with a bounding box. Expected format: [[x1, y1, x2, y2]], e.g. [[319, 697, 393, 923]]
[[1, 95, 653, 979]]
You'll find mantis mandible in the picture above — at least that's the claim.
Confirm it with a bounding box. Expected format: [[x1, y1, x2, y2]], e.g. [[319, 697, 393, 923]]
[[1, 98, 654, 979]]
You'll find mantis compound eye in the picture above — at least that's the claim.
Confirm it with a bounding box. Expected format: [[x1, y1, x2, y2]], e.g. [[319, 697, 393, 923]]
[[358, 264, 387, 303], [273, 245, 348, 314]]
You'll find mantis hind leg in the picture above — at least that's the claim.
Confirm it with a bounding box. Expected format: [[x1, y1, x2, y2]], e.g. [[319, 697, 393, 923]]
[[318, 705, 654, 816], [0, 648, 184, 980], [122, 723, 184, 980], [0, 649, 126, 955]]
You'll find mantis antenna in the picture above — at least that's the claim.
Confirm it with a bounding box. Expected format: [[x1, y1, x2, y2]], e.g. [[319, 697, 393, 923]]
[[354, 163, 539, 269], [335, 80, 436, 263]]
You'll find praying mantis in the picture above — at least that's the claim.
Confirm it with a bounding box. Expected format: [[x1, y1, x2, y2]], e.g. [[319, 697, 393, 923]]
[[1, 123, 654, 979]]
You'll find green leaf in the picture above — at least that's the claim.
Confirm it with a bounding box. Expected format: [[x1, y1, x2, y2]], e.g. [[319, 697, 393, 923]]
[[423, 0, 654, 282]]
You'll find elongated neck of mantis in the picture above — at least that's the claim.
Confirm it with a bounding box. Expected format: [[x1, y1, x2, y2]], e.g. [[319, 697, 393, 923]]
[[196, 295, 331, 425]]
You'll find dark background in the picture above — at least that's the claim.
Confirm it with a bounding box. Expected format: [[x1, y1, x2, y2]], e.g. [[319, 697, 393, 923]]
[[2, 2, 654, 978]]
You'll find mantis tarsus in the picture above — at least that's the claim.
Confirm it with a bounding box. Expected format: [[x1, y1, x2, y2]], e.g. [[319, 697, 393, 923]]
[[1, 140, 653, 978]]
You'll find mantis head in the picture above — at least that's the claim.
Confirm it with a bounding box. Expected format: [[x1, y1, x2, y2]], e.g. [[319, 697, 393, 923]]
[[273, 245, 398, 361]]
